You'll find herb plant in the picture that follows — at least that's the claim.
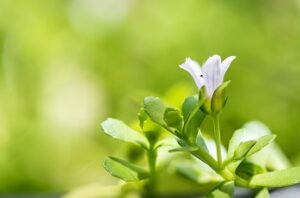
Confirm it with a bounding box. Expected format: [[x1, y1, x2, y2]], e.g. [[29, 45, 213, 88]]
[[101, 55, 300, 197]]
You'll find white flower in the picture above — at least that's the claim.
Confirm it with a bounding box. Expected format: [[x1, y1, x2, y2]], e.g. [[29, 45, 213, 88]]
[[179, 55, 236, 97]]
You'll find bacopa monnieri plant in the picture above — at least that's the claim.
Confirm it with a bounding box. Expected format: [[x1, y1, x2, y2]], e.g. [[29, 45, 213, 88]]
[[101, 55, 300, 198]]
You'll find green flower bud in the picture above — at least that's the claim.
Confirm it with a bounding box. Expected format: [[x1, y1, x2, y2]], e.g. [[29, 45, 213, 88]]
[[199, 81, 230, 116], [211, 80, 230, 115], [163, 108, 183, 132]]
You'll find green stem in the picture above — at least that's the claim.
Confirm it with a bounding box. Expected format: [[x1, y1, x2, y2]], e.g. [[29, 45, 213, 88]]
[[218, 167, 234, 181], [192, 150, 234, 181], [191, 149, 218, 170], [213, 115, 222, 169], [146, 144, 157, 197], [191, 148, 234, 181]]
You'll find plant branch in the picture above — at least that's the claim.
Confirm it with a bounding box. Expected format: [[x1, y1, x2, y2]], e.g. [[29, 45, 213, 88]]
[[213, 114, 222, 169], [146, 142, 157, 197]]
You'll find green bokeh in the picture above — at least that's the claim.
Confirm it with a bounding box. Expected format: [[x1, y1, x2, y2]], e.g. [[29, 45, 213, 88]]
[[0, 0, 300, 193]]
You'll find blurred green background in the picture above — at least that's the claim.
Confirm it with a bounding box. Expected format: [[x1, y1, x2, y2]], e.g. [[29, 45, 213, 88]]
[[1, 0, 300, 194]]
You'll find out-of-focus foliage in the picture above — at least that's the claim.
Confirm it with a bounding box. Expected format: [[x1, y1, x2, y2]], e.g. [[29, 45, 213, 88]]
[[0, 0, 300, 193]]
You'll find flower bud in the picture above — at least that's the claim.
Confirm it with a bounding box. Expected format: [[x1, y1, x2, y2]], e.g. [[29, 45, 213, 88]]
[[199, 81, 230, 116], [211, 80, 230, 115], [163, 108, 183, 132], [198, 87, 211, 114]]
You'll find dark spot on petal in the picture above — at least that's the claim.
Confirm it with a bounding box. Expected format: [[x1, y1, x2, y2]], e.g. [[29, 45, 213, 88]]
[[200, 75, 203, 77]]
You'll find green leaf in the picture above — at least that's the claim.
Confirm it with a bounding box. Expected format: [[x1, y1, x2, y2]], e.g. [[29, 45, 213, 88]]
[[234, 140, 256, 160], [206, 181, 234, 198], [182, 95, 198, 121], [101, 118, 148, 146], [103, 156, 150, 182], [138, 108, 148, 129], [235, 161, 265, 181], [196, 132, 209, 152], [244, 122, 290, 170], [182, 95, 206, 143], [232, 135, 276, 161], [227, 122, 281, 168], [227, 129, 248, 159], [169, 139, 199, 153], [169, 137, 208, 154], [250, 167, 300, 187], [164, 108, 183, 131], [255, 188, 270, 198], [169, 145, 199, 153], [144, 96, 167, 126], [246, 135, 276, 157]]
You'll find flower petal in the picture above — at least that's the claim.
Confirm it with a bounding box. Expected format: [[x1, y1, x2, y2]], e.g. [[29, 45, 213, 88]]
[[179, 57, 204, 89], [220, 56, 236, 81], [202, 55, 221, 97]]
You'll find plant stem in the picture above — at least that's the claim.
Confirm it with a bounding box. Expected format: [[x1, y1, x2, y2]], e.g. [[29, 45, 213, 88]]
[[192, 149, 234, 181], [192, 149, 219, 170], [219, 167, 234, 181], [213, 115, 222, 169], [146, 143, 157, 197]]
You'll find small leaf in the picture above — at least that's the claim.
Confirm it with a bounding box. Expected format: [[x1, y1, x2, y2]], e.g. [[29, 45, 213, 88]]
[[227, 122, 282, 169], [206, 181, 234, 198], [235, 161, 265, 181], [255, 188, 270, 198], [196, 132, 209, 152], [234, 140, 256, 160], [182, 95, 206, 143], [103, 156, 150, 182], [164, 108, 183, 131], [101, 118, 148, 146], [246, 135, 276, 157], [169, 139, 198, 152], [234, 122, 288, 171], [138, 108, 148, 129], [169, 146, 199, 153], [231, 135, 276, 161], [182, 95, 198, 121], [250, 167, 300, 187], [227, 129, 247, 159], [144, 96, 167, 126]]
